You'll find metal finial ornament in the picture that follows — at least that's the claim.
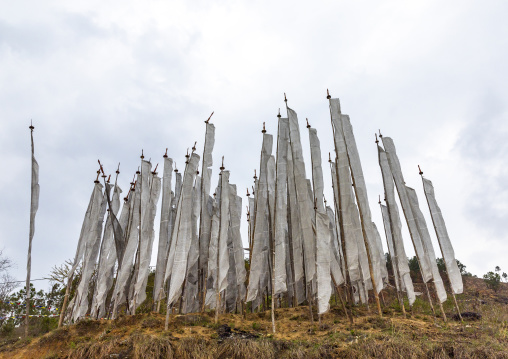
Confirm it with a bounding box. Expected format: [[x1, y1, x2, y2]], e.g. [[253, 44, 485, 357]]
[[130, 174, 136, 186], [378, 129, 383, 138], [197, 170, 200, 175], [163, 148, 168, 158], [277, 108, 281, 118], [152, 163, 159, 175], [378, 195, 381, 204], [116, 163, 120, 175], [375, 133, 379, 144], [94, 170, 100, 183], [306, 118, 310, 128], [185, 148, 190, 164], [418, 165, 423, 176], [252, 185, 255, 195], [326, 89, 331, 100], [192, 141, 197, 152], [136, 166, 140, 175], [205, 111, 214, 124], [246, 188, 250, 197], [328, 152, 332, 163], [253, 169, 257, 180], [141, 149, 144, 159], [324, 196, 327, 206], [262, 122, 266, 133], [107, 175, 111, 183], [284, 93, 287, 103], [29, 119, 34, 131], [220, 156, 225, 171]]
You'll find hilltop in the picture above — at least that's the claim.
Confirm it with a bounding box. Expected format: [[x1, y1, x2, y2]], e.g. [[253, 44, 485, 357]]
[[1, 276, 508, 359]]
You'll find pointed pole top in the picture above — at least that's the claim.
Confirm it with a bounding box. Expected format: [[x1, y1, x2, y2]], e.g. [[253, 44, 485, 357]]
[[277, 108, 281, 118], [418, 165, 423, 176], [205, 111, 214, 124], [284, 93, 287, 103], [246, 188, 250, 197], [152, 163, 159, 175], [163, 148, 168, 158], [107, 175, 111, 183], [378, 195, 381, 204], [262, 122, 266, 133], [326, 89, 331, 100], [328, 152, 332, 163], [174, 162, 178, 173], [378, 129, 383, 138], [141, 149, 144, 159], [192, 141, 197, 152], [253, 169, 257, 180], [251, 185, 255, 195], [116, 163, 120, 175], [94, 169, 101, 184], [220, 156, 225, 171], [324, 196, 327, 206], [375, 133, 379, 144], [306, 118, 310, 128], [29, 119, 34, 131], [130, 174, 136, 186], [136, 166, 140, 175]]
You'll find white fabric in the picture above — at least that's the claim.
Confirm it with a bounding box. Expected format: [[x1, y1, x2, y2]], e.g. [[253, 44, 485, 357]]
[[91, 184, 122, 318], [382, 137, 432, 283], [286, 140, 306, 304], [377, 145, 415, 305], [132, 163, 162, 310], [287, 107, 315, 284], [308, 126, 331, 314], [153, 157, 173, 303], [342, 115, 384, 293], [218, 171, 230, 293], [26, 131, 39, 311], [205, 203, 220, 307], [273, 118, 289, 295], [246, 134, 273, 302], [111, 179, 140, 315], [406, 186, 448, 302], [422, 178, 463, 295], [166, 153, 200, 306], [72, 183, 108, 321], [229, 185, 246, 300], [327, 206, 344, 286], [380, 204, 402, 292], [372, 222, 388, 283]]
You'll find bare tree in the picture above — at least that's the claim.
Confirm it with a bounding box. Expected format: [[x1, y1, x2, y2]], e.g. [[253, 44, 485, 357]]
[[0, 250, 17, 305]]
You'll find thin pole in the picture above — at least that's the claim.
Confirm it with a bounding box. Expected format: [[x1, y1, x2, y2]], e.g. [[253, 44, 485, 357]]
[[419, 167, 462, 322], [215, 157, 225, 324], [25, 122, 36, 337]]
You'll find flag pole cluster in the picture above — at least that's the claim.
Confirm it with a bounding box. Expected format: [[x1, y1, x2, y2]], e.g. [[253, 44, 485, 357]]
[[53, 92, 463, 328]]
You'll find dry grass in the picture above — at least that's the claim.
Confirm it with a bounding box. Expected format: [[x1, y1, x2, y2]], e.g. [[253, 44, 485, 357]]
[[2, 278, 508, 359]]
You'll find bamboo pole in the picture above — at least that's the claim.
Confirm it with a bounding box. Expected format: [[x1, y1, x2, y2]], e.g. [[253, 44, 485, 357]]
[[215, 157, 225, 324], [25, 122, 36, 337]]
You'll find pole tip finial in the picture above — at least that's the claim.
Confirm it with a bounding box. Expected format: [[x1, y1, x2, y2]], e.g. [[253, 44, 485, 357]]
[[164, 148, 168, 158], [152, 163, 159, 175], [192, 141, 197, 152], [284, 93, 287, 103], [116, 163, 120, 174], [418, 165, 423, 175], [107, 174, 111, 183], [246, 188, 250, 197], [253, 169, 257, 179], [220, 156, 225, 170], [205, 111, 214, 124], [262, 122, 266, 133], [306, 118, 310, 128], [378, 195, 381, 204], [328, 152, 332, 163], [252, 185, 255, 195], [375, 133, 379, 144], [29, 119, 34, 131], [326, 89, 331, 99], [277, 108, 281, 118], [141, 149, 144, 159], [378, 129, 383, 138]]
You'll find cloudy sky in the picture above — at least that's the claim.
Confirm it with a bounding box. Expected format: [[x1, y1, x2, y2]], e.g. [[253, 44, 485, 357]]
[[1, 0, 507, 288]]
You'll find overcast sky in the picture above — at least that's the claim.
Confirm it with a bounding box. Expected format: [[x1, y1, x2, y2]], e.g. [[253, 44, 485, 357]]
[[1, 0, 507, 289]]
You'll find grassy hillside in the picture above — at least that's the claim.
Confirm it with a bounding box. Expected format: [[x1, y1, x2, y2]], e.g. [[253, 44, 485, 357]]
[[1, 276, 508, 358]]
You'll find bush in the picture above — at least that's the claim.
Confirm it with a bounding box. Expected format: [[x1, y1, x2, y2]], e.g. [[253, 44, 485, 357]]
[[483, 271, 501, 292]]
